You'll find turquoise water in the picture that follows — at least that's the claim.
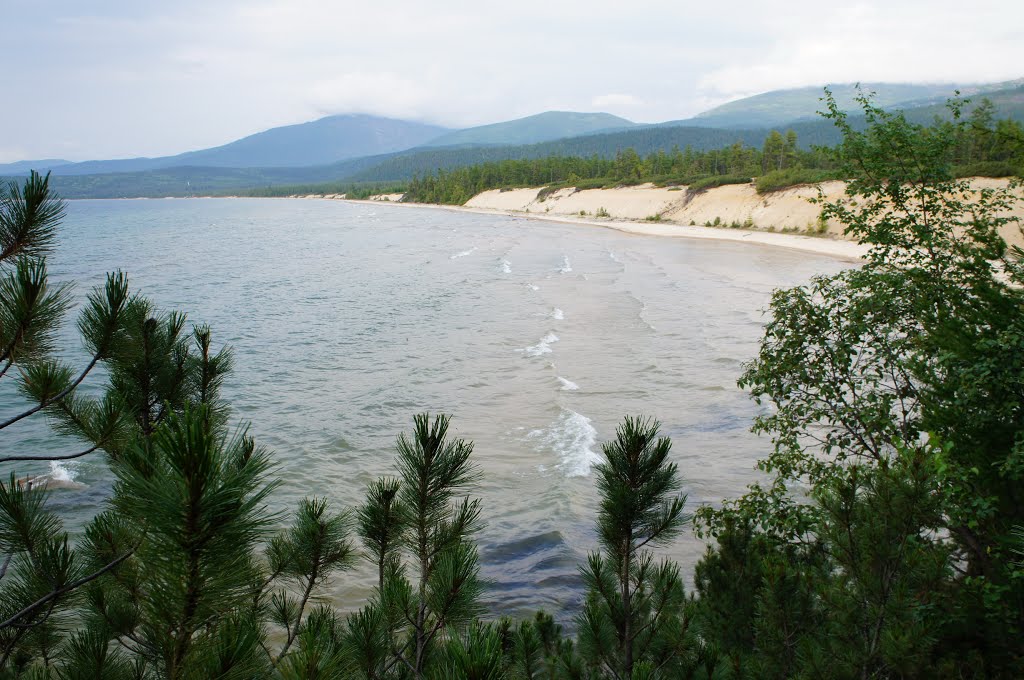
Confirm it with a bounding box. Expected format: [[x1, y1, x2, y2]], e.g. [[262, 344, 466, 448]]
[[0, 198, 847, 620]]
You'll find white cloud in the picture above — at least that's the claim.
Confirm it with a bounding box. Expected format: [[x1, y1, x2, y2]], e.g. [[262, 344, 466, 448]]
[[1, 0, 1022, 161], [308, 73, 435, 121], [697, 1, 1024, 99]]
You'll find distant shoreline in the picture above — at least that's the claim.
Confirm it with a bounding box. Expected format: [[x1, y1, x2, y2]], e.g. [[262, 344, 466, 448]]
[[339, 197, 871, 262], [66, 193, 869, 261]]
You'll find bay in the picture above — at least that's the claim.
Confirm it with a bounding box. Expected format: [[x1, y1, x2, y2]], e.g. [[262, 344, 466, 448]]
[[0, 198, 848, 621]]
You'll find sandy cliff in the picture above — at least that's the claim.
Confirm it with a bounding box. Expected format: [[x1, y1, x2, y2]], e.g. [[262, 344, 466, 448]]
[[462, 179, 1024, 247]]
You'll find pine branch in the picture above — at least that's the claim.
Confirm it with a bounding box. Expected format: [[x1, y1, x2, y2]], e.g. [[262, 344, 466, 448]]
[[0, 171, 64, 264], [0, 548, 134, 629], [0, 442, 101, 464], [0, 352, 101, 430], [275, 573, 317, 663]]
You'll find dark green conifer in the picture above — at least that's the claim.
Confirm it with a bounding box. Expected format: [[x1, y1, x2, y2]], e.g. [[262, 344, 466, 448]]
[[577, 416, 692, 679], [349, 413, 484, 679]]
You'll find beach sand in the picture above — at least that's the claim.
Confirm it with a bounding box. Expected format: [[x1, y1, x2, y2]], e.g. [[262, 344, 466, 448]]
[[356, 186, 870, 261], [350, 177, 1024, 261]]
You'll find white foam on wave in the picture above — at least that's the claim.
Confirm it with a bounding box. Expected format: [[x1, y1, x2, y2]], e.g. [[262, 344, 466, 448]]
[[551, 308, 564, 320], [49, 461, 78, 482], [559, 256, 572, 273], [557, 376, 579, 391], [450, 247, 477, 259], [527, 409, 600, 477], [519, 332, 559, 357], [529, 284, 540, 291], [500, 258, 512, 273]]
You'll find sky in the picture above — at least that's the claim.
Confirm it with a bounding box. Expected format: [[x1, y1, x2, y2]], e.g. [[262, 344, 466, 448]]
[[2, 0, 1022, 162]]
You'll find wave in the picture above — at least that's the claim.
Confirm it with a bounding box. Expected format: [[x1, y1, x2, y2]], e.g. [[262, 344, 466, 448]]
[[528, 409, 600, 477], [50, 461, 78, 482], [15, 462, 87, 491], [520, 332, 559, 357], [500, 258, 512, 273], [557, 376, 579, 391], [450, 246, 477, 259], [559, 256, 572, 273], [551, 308, 564, 320], [529, 284, 540, 291]]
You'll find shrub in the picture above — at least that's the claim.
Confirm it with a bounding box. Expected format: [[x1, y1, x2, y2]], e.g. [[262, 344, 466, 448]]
[[755, 167, 841, 194], [687, 175, 752, 193], [575, 177, 614, 190], [952, 160, 1022, 178]]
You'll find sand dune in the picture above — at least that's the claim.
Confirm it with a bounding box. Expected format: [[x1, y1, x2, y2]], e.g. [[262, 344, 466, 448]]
[[335, 178, 1023, 260], [463, 178, 1024, 248]]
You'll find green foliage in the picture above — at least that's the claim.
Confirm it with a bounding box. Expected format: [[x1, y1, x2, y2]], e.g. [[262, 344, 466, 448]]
[[0, 172, 64, 262], [0, 172, 352, 678], [0, 257, 71, 366], [103, 406, 276, 676], [754, 167, 841, 194], [952, 160, 1023, 179], [685, 174, 752, 193], [347, 413, 485, 678], [577, 416, 693, 679], [694, 88, 1024, 677]]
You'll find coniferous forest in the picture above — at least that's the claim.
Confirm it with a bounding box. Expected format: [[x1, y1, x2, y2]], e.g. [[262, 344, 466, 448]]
[[400, 97, 1024, 205], [1, 93, 1023, 678]]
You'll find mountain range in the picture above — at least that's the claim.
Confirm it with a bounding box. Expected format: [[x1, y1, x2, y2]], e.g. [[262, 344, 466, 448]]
[[3, 78, 1021, 198]]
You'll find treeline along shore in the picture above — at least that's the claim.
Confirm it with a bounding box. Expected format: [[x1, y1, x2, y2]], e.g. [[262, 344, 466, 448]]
[[257, 99, 1024, 255]]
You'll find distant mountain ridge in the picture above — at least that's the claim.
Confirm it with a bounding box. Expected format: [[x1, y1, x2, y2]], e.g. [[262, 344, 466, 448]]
[[667, 78, 1024, 129], [2, 111, 637, 177], [4, 77, 1022, 198], [3, 115, 450, 177], [0, 159, 72, 175], [420, 111, 637, 148]]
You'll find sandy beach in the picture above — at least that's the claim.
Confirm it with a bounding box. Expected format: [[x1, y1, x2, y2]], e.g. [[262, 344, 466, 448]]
[[347, 177, 1024, 262], [349, 188, 871, 261]]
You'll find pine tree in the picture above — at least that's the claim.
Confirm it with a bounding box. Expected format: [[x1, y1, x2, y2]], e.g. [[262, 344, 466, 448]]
[[0, 172, 352, 677], [0, 172, 135, 672], [349, 413, 484, 678], [576, 416, 692, 679]]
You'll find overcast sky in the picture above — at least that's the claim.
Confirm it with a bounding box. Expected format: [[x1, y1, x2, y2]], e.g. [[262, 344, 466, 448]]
[[2, 0, 1022, 162]]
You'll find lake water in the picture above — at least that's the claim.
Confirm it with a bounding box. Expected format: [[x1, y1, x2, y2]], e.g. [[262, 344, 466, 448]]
[[0, 198, 847, 622]]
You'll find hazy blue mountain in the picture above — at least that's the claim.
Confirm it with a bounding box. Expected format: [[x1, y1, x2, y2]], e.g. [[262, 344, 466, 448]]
[[23, 125, 778, 198], [420, 111, 636, 147], [0, 159, 71, 175], [894, 83, 1024, 126], [10, 79, 1023, 199], [669, 81, 996, 129], [27, 114, 450, 176], [887, 78, 1024, 110]]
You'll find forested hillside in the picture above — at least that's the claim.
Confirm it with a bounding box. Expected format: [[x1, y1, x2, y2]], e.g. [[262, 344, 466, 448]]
[[393, 101, 1024, 204]]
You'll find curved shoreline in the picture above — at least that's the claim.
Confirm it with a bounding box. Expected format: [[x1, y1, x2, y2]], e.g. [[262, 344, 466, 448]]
[[342, 198, 870, 262]]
